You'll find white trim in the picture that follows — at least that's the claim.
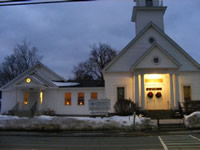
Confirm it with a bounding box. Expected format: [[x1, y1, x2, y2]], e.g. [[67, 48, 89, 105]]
[[134, 74, 139, 107], [132, 42, 181, 70], [170, 73, 174, 109], [103, 22, 200, 73], [1, 62, 65, 90], [141, 73, 145, 109]]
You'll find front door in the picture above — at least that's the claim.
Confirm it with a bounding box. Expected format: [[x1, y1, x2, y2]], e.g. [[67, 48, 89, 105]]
[[144, 74, 170, 110], [23, 91, 38, 111]]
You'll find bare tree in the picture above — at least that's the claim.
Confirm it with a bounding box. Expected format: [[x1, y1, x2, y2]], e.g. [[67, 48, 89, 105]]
[[72, 43, 117, 80], [0, 40, 42, 87]]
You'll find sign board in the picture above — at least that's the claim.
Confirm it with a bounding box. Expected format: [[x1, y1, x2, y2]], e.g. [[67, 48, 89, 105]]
[[88, 99, 110, 115]]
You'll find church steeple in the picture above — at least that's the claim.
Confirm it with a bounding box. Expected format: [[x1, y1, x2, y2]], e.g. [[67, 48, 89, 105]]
[[132, 0, 167, 35]]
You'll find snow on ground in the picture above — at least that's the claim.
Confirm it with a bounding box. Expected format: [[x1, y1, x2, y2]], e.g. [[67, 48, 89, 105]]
[[52, 82, 79, 87], [0, 115, 154, 131], [184, 111, 200, 128]]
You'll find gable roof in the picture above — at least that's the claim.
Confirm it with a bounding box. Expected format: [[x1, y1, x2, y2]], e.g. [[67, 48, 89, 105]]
[[132, 42, 181, 69], [53, 80, 104, 88], [103, 22, 200, 72], [1, 62, 65, 90]]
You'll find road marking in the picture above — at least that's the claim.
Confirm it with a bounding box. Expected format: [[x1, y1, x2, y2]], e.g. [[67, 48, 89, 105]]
[[158, 136, 168, 150], [190, 135, 200, 142], [159, 135, 200, 149]]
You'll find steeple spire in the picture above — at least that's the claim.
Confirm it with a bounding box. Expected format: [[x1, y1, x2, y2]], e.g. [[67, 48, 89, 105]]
[[132, 0, 167, 35]]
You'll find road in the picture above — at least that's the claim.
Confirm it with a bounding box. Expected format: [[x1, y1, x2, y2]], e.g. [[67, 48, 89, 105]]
[[0, 132, 200, 150]]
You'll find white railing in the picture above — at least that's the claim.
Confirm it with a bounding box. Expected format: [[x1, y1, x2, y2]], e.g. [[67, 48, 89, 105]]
[[136, 0, 163, 7]]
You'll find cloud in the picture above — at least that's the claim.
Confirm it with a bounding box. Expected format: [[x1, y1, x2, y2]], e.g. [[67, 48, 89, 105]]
[[0, 0, 200, 78]]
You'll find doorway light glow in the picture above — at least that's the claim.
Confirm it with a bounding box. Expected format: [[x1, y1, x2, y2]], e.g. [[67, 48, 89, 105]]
[[40, 91, 43, 104]]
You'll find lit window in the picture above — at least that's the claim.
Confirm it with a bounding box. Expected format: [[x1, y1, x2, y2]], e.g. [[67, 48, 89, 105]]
[[40, 91, 43, 104], [65, 93, 71, 105], [24, 92, 28, 105], [26, 77, 31, 83], [78, 93, 84, 105], [91, 92, 97, 100]]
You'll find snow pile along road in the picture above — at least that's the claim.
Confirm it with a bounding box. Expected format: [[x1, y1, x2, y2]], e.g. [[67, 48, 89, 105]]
[[184, 111, 200, 128], [0, 115, 154, 131]]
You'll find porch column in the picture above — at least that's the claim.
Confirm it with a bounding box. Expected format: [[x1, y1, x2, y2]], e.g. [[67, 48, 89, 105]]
[[134, 74, 139, 107], [141, 74, 145, 109], [175, 74, 180, 109], [170, 73, 174, 109]]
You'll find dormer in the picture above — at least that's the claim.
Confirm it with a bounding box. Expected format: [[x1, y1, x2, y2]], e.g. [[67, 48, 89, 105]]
[[132, 0, 167, 35]]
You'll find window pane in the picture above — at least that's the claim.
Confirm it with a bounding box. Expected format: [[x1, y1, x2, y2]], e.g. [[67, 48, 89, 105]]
[[24, 92, 28, 105], [65, 93, 71, 105], [91, 92, 97, 100], [78, 93, 84, 105], [40, 92, 43, 104], [117, 87, 125, 101], [184, 86, 191, 101], [146, 0, 153, 6]]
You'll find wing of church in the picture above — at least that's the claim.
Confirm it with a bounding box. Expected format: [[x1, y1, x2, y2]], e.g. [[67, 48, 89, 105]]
[[1, 0, 200, 116]]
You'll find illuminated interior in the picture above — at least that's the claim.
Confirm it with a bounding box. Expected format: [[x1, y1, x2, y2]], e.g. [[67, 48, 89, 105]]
[[40, 91, 43, 104], [144, 74, 164, 87], [65, 93, 71, 105], [91, 92, 97, 100], [143, 73, 170, 110], [78, 93, 84, 105], [24, 92, 28, 105]]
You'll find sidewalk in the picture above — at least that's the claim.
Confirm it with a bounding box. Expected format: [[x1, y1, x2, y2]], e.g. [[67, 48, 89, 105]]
[[151, 119, 184, 125]]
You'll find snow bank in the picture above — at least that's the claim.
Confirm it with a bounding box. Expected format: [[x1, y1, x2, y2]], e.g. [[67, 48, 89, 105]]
[[184, 111, 200, 128], [53, 82, 79, 87], [0, 115, 154, 131], [0, 115, 20, 120]]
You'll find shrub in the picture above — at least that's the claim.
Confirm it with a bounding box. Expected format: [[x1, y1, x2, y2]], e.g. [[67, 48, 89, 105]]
[[114, 99, 136, 116], [43, 109, 56, 116]]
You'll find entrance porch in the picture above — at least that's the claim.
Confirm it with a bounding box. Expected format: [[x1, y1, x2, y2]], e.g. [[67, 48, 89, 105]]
[[9, 86, 45, 117], [134, 72, 180, 111]]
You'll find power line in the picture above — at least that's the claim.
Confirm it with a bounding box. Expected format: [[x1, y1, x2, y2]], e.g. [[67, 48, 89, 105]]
[[0, 0, 30, 3], [0, 0, 95, 6]]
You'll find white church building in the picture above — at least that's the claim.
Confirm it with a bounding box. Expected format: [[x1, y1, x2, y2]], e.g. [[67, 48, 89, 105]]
[[1, 0, 200, 116]]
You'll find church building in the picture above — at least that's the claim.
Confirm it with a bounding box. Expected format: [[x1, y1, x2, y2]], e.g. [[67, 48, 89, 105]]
[[1, 0, 200, 116]]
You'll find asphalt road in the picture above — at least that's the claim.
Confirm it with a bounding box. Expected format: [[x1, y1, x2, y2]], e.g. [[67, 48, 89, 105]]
[[0, 132, 200, 150]]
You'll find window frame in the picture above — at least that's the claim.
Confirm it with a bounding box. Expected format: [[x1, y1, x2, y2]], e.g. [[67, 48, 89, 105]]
[[91, 92, 98, 100], [78, 93, 84, 106], [117, 87, 125, 101], [183, 86, 191, 101], [65, 93, 71, 106], [24, 92, 28, 105]]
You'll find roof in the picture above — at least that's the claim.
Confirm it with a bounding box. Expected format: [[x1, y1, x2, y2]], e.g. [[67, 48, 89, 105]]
[[54, 80, 105, 88], [1, 62, 65, 90], [132, 42, 181, 69], [103, 22, 200, 72]]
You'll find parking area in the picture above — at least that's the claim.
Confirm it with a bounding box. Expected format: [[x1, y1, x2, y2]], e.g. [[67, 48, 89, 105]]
[[0, 132, 200, 150], [159, 134, 200, 150]]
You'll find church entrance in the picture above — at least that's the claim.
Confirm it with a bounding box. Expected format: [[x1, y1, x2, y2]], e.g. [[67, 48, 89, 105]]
[[22, 91, 39, 111], [144, 74, 170, 110]]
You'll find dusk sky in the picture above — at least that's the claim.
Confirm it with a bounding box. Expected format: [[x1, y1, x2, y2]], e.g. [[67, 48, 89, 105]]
[[0, 0, 200, 79]]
